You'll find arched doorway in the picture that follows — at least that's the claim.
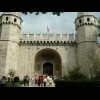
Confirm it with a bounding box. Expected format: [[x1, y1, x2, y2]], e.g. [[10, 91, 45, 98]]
[[43, 62, 53, 75], [35, 48, 62, 78]]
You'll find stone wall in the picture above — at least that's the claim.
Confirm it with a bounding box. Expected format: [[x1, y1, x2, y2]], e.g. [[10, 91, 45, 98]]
[[5, 41, 19, 76], [0, 41, 8, 78], [0, 41, 19, 78], [18, 43, 77, 79], [77, 42, 98, 75]]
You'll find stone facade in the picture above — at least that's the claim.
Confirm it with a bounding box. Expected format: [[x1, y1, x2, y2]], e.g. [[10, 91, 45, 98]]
[[0, 12, 99, 79]]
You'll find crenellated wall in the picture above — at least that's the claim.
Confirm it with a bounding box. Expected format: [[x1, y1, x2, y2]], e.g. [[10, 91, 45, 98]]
[[20, 33, 76, 42]]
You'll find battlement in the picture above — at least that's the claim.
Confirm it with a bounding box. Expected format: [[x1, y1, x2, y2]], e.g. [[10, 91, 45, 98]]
[[20, 33, 77, 46], [20, 32, 76, 42]]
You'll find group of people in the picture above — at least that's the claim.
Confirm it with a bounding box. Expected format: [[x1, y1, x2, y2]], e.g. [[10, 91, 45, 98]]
[[0, 75, 31, 87], [0, 74, 57, 87], [0, 76, 21, 87], [31, 74, 57, 87]]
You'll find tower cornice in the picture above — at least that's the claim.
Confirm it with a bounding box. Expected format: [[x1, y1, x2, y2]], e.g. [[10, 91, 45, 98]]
[[0, 14, 23, 22], [75, 15, 97, 24]]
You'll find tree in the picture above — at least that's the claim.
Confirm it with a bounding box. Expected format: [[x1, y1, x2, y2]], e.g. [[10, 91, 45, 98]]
[[66, 66, 88, 80], [89, 55, 100, 80], [21, 12, 63, 16], [97, 17, 100, 36], [8, 69, 16, 78], [87, 49, 100, 80]]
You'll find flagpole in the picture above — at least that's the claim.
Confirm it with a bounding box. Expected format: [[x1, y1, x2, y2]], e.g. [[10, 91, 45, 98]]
[[47, 26, 49, 40]]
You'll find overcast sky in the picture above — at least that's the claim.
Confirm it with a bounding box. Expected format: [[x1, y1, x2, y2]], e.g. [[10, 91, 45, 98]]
[[0, 12, 100, 34]]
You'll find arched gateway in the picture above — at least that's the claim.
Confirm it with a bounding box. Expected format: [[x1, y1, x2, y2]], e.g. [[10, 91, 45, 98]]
[[35, 48, 62, 78], [0, 12, 98, 80]]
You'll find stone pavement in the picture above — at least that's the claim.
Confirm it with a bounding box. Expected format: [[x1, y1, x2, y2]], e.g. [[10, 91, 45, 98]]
[[21, 82, 55, 87]]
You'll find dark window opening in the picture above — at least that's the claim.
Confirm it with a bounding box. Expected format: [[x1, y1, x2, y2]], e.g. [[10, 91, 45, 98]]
[[64, 41, 66, 44], [14, 18, 17, 22], [6, 17, 9, 21], [79, 19, 82, 23], [87, 18, 90, 22]]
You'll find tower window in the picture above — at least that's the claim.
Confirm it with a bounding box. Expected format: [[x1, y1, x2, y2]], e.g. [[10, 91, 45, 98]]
[[79, 19, 82, 23], [14, 18, 17, 22], [94, 20, 96, 23], [87, 18, 90, 22], [6, 17, 9, 21]]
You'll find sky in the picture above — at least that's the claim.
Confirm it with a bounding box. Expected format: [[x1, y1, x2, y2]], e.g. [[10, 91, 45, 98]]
[[0, 12, 100, 34]]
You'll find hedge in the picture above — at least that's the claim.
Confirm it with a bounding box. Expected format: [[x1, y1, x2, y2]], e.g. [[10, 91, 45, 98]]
[[19, 80, 24, 85], [54, 80, 100, 87]]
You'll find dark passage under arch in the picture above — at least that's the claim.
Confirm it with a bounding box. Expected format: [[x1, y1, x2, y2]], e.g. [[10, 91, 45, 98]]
[[43, 62, 53, 75]]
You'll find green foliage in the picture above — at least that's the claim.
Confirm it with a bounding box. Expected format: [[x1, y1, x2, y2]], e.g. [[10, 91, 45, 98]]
[[67, 66, 88, 80], [98, 17, 100, 28], [19, 80, 24, 85], [55, 80, 100, 87], [8, 69, 16, 77], [97, 17, 100, 36], [21, 12, 63, 16], [62, 75, 69, 80], [89, 60, 100, 80], [88, 50, 100, 80]]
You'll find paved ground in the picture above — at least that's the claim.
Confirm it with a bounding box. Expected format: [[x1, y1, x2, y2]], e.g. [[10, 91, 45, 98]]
[[22, 82, 55, 87]]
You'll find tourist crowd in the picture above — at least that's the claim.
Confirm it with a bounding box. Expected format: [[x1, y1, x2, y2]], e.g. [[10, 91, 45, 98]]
[[0, 74, 57, 87]]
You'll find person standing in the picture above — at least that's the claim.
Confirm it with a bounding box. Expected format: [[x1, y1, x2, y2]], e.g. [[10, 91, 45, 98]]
[[25, 75, 30, 87], [35, 75, 38, 86], [6, 77, 12, 87], [38, 76, 41, 87], [31, 76, 34, 85], [0, 76, 7, 87], [43, 77, 47, 87], [53, 75, 57, 81], [40, 76, 43, 87], [12, 77, 21, 87]]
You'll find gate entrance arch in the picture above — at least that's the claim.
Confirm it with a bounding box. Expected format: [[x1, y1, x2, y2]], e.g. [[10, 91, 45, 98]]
[[35, 48, 62, 78]]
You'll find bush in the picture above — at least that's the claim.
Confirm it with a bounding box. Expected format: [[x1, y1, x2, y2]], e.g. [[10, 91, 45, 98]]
[[19, 80, 24, 85], [62, 75, 69, 80], [55, 80, 100, 87], [8, 69, 16, 77], [67, 66, 88, 80]]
